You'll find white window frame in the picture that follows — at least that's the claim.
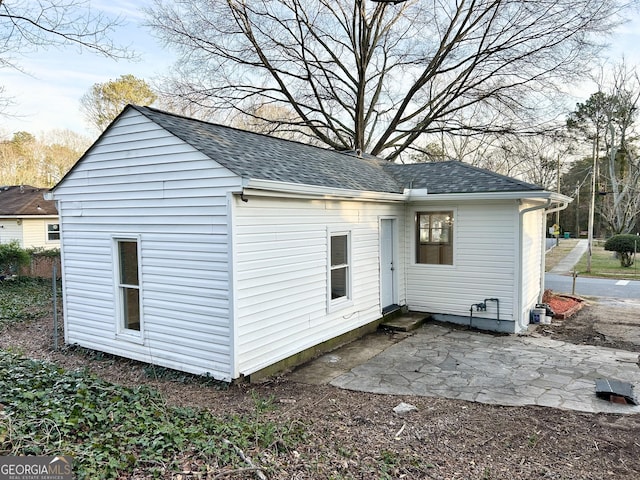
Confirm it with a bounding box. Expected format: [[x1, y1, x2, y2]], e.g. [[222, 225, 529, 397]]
[[327, 230, 352, 311], [112, 235, 144, 343], [46, 223, 60, 242]]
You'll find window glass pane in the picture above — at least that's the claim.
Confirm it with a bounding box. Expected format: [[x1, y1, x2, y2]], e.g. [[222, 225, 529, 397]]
[[331, 267, 347, 299], [331, 235, 348, 266], [123, 287, 140, 330], [416, 211, 454, 265], [119, 241, 138, 285], [47, 224, 60, 241], [432, 228, 449, 243]]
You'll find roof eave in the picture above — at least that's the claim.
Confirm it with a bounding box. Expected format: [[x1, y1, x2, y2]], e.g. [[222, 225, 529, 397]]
[[407, 190, 572, 203], [0, 214, 59, 219], [243, 178, 405, 202]]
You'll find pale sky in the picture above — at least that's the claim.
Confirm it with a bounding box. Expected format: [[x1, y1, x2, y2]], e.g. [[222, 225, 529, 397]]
[[0, 1, 639, 142], [0, 0, 171, 140]]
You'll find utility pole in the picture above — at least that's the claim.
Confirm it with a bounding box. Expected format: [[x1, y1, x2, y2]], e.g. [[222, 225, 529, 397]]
[[575, 181, 580, 239], [587, 137, 597, 273], [556, 154, 561, 246]]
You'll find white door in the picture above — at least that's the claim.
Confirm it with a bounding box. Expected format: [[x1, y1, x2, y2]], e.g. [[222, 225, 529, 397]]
[[380, 218, 397, 311]]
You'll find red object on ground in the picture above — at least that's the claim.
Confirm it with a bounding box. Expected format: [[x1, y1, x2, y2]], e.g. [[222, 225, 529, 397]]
[[542, 289, 584, 319]]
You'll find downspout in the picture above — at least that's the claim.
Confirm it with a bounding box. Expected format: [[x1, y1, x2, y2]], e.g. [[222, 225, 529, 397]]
[[517, 199, 551, 330], [541, 202, 570, 298]]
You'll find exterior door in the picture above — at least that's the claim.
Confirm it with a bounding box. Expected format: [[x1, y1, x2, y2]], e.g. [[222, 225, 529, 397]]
[[380, 218, 397, 312]]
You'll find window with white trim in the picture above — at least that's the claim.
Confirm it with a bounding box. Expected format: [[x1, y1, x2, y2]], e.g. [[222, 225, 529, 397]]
[[116, 239, 141, 332], [329, 233, 350, 301], [416, 211, 454, 265], [47, 223, 60, 241]]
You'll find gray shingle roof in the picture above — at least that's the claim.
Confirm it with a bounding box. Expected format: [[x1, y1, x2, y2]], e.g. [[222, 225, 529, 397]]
[[132, 105, 544, 195], [384, 162, 543, 194], [134, 106, 402, 193]]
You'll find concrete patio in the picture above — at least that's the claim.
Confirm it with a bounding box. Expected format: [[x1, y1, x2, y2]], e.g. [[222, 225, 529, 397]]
[[289, 323, 640, 414]]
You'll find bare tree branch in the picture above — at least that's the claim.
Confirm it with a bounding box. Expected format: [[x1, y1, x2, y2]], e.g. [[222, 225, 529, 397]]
[[0, 0, 132, 115], [147, 0, 629, 159], [0, 0, 130, 58]]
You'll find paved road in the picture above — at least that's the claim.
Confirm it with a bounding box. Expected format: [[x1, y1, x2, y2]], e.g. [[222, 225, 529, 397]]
[[545, 272, 640, 299]]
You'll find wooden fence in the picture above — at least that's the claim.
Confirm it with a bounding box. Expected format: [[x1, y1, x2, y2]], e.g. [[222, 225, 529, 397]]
[[20, 254, 62, 278]]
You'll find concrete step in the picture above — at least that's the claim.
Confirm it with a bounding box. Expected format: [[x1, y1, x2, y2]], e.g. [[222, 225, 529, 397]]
[[380, 313, 430, 332]]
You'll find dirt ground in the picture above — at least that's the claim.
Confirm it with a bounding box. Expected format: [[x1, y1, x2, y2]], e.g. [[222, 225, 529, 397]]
[[539, 296, 640, 353], [3, 300, 640, 479]]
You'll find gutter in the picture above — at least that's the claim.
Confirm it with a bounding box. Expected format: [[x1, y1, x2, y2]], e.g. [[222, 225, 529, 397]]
[[404, 190, 556, 202], [242, 178, 406, 203], [242, 178, 575, 205], [516, 196, 571, 330]]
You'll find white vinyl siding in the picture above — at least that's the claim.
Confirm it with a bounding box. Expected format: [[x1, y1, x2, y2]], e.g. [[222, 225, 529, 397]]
[[0, 220, 22, 245], [233, 196, 405, 375], [1, 218, 59, 249], [520, 205, 545, 328], [406, 201, 518, 323], [53, 110, 242, 380]]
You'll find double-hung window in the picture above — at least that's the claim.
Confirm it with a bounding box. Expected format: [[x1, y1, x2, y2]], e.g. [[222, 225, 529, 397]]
[[47, 223, 60, 241], [115, 238, 142, 334], [416, 211, 454, 265], [329, 232, 351, 304]]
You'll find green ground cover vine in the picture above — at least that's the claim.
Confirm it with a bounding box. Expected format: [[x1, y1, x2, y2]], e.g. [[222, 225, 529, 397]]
[[0, 351, 304, 478], [0, 277, 59, 325]]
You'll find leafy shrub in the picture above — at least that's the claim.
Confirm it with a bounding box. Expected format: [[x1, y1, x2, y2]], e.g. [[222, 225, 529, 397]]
[[26, 246, 61, 259], [0, 241, 30, 276], [604, 234, 640, 267]]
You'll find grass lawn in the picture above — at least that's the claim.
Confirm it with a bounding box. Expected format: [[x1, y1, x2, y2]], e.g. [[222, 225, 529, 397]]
[[544, 238, 579, 272], [545, 238, 640, 280], [574, 241, 640, 279]]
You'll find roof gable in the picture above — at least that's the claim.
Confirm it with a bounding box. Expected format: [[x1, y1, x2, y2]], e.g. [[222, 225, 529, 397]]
[[57, 104, 545, 197], [133, 106, 543, 195], [0, 185, 58, 216], [132, 106, 403, 194]]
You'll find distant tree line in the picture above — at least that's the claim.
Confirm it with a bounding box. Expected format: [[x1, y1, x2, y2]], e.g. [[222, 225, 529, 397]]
[[0, 130, 89, 187]]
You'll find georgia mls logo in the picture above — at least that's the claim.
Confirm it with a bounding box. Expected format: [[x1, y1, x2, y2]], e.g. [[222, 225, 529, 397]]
[[0, 455, 73, 480], [48, 456, 72, 476]]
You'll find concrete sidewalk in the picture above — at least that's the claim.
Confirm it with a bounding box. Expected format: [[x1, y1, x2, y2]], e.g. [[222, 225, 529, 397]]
[[290, 324, 640, 414], [550, 239, 588, 274]]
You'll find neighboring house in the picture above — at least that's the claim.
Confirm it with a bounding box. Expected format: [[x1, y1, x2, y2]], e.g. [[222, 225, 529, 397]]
[[0, 185, 60, 249], [50, 105, 571, 382]]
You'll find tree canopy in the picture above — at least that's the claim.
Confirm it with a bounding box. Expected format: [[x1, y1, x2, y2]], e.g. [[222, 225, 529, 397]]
[[0, 129, 89, 187], [80, 74, 158, 132], [567, 64, 640, 235], [146, 0, 627, 160]]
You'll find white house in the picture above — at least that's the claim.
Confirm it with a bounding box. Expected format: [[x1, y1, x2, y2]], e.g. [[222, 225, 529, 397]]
[[50, 105, 570, 382], [0, 185, 60, 249]]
